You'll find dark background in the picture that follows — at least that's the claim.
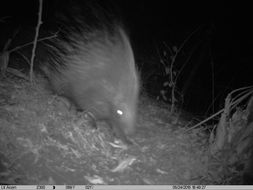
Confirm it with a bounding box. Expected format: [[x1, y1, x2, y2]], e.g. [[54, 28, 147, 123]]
[[0, 0, 252, 115]]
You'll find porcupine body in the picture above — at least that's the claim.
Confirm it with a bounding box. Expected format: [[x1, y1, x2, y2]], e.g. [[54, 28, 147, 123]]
[[40, 0, 139, 144]]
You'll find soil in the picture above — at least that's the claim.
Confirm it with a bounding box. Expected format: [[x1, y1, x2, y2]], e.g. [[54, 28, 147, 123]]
[[0, 74, 241, 185]]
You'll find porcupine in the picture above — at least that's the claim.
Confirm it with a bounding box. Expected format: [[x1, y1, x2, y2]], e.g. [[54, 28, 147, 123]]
[[39, 0, 140, 144]]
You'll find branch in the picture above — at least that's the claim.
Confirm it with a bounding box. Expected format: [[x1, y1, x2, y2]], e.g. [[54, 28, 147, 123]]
[[29, 0, 43, 82]]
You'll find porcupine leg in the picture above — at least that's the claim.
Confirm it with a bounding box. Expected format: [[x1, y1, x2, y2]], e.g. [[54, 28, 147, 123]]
[[85, 111, 98, 129]]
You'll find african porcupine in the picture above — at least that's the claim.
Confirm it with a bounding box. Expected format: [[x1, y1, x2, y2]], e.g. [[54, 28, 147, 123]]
[[39, 1, 139, 144]]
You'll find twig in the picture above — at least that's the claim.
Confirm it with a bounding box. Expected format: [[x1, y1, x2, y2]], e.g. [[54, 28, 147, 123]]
[[6, 68, 29, 80], [16, 51, 30, 66], [29, 0, 43, 82], [184, 87, 253, 132], [9, 34, 57, 54]]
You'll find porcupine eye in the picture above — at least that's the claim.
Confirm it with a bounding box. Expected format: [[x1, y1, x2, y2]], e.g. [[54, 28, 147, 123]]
[[115, 104, 128, 119], [115, 109, 125, 120], [116, 109, 123, 116]]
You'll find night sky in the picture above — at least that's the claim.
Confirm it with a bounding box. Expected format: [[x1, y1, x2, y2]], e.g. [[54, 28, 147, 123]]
[[0, 0, 252, 115]]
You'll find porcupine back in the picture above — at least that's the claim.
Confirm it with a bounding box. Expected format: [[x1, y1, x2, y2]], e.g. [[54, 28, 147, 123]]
[[40, 0, 139, 144]]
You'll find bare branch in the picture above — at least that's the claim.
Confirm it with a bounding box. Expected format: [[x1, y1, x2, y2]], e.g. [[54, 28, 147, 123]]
[[29, 0, 43, 82]]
